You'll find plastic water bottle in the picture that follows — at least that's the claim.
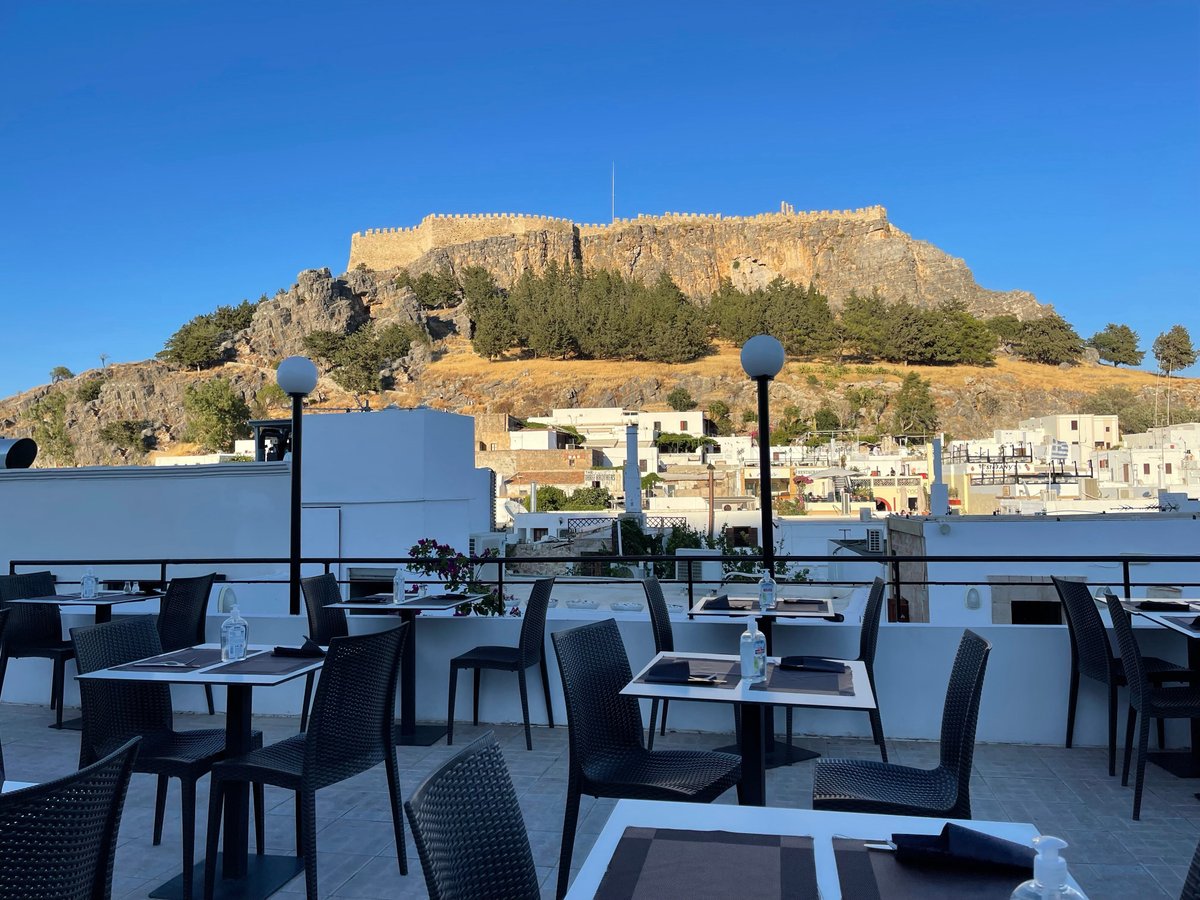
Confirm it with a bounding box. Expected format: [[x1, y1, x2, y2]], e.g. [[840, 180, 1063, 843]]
[[393, 568, 406, 605], [1010, 835, 1084, 900], [758, 569, 776, 611], [740, 620, 767, 683], [80, 567, 98, 600], [220, 604, 249, 661]]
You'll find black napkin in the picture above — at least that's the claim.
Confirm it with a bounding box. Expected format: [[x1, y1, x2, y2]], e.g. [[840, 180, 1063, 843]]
[[892, 824, 1034, 874], [272, 637, 326, 658], [704, 594, 732, 610], [643, 659, 691, 683], [1138, 600, 1189, 611], [779, 656, 847, 673], [1191, 616, 1200, 630]]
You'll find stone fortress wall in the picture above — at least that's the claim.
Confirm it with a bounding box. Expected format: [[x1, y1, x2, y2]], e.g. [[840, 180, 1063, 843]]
[[348, 203, 888, 270]]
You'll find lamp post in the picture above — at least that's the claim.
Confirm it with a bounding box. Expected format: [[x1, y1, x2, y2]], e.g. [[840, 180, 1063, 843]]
[[277, 356, 318, 617], [741, 335, 785, 573]]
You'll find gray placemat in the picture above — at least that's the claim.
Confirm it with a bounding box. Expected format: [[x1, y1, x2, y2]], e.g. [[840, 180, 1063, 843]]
[[749, 663, 854, 696], [834, 838, 1027, 899], [636, 656, 741, 688], [114, 647, 224, 673], [596, 827, 818, 900], [208, 653, 319, 676]]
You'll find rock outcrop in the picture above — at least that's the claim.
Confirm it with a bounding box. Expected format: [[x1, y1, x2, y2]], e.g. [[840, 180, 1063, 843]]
[[349, 206, 1047, 319]]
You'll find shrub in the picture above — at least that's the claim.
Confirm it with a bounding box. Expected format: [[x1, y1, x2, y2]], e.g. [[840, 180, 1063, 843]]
[[183, 379, 250, 452]]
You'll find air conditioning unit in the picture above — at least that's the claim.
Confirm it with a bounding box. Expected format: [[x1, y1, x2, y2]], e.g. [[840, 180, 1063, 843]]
[[675, 548, 723, 587], [469, 533, 507, 557], [865, 528, 884, 553]]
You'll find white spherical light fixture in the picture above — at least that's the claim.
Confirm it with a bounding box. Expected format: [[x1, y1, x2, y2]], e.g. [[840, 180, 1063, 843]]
[[740, 334, 786, 380], [276, 356, 318, 396]]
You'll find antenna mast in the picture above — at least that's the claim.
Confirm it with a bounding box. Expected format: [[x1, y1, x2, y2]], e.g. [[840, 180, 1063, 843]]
[[611, 162, 615, 223]]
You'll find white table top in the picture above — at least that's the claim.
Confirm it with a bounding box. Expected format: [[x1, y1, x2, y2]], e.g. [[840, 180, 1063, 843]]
[[691, 595, 836, 618], [329, 593, 480, 612], [10, 591, 162, 607], [75, 643, 324, 687], [623, 651, 876, 711], [566, 799, 1088, 900]]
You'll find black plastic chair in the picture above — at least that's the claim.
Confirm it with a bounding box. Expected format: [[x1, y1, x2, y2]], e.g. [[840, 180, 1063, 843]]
[[551, 619, 742, 899], [298, 573, 349, 732], [72, 616, 265, 900], [0, 571, 75, 728], [786, 577, 889, 761], [1054, 577, 1186, 775], [642, 577, 675, 750], [0, 737, 139, 900], [157, 573, 218, 717], [1105, 594, 1200, 820], [448, 578, 555, 751], [406, 731, 539, 900], [204, 624, 410, 900], [812, 629, 990, 819], [0, 609, 8, 783], [1182, 838, 1200, 900]]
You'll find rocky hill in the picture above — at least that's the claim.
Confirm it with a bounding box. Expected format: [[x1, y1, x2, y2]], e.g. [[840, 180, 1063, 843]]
[[349, 204, 1046, 319], [0, 263, 1193, 468]]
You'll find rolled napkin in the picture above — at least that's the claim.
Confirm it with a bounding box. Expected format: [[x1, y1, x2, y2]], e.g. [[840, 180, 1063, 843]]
[[703, 594, 732, 611], [779, 656, 847, 673], [272, 637, 326, 658], [892, 823, 1034, 874], [1138, 600, 1190, 611], [777, 598, 824, 607], [643, 659, 692, 683]]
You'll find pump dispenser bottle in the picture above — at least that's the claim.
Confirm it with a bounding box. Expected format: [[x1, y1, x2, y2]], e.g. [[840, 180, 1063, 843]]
[[1010, 835, 1084, 900]]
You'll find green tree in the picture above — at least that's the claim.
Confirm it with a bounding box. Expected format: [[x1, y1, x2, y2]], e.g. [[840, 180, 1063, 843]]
[[75, 378, 105, 403], [837, 291, 887, 360], [891, 373, 939, 436], [985, 314, 1024, 350], [667, 387, 696, 411], [159, 299, 257, 370], [49, 366, 74, 383], [303, 323, 421, 394], [30, 391, 74, 466], [183, 378, 251, 452], [563, 486, 613, 510], [250, 382, 288, 418], [1015, 313, 1084, 365], [98, 419, 150, 457], [397, 268, 460, 308], [706, 400, 733, 435], [813, 404, 841, 433], [521, 485, 568, 511], [463, 266, 515, 358], [1152, 325, 1197, 375], [1090, 323, 1144, 367]]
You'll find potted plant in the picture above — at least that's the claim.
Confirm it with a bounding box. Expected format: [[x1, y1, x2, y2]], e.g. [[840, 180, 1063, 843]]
[[407, 539, 505, 616]]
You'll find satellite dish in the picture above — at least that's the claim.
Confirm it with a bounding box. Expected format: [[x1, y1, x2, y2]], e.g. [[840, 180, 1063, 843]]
[[503, 500, 527, 519]]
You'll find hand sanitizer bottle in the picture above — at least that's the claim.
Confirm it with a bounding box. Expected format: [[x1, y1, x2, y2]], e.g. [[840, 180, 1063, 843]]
[[1010, 835, 1084, 899], [221, 604, 249, 661], [393, 568, 406, 605], [80, 567, 98, 600], [758, 569, 776, 612], [740, 620, 768, 683]]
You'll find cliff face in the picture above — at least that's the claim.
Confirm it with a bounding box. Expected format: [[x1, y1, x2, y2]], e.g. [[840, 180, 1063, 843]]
[[350, 206, 1046, 319]]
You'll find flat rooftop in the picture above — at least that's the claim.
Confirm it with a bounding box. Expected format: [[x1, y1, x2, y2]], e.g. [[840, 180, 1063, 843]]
[[0, 703, 1190, 899]]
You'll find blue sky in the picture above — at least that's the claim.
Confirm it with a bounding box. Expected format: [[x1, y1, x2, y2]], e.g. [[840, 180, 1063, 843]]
[[1, 1, 1197, 396]]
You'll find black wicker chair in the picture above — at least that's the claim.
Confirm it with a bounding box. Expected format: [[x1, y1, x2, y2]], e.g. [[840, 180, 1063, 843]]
[[448, 578, 555, 751], [812, 628, 991, 819], [0, 736, 139, 900], [72, 616, 265, 900], [0, 609, 7, 782], [157, 573, 218, 717], [642, 577, 675, 750], [1055, 577, 1187, 775], [786, 577, 889, 761], [552, 619, 742, 899], [0, 571, 75, 728], [204, 624, 410, 900], [406, 731, 540, 900], [1182, 838, 1200, 900], [1105, 594, 1200, 820], [298, 573, 349, 732]]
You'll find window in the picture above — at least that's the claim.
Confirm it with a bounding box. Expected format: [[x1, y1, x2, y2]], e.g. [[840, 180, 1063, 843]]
[[1070, 420, 1078, 431], [489, 442, 497, 451], [1099, 458, 1108, 469], [680, 420, 687, 431], [1166, 463, 1173, 474], [639, 459, 647, 472], [567, 457, 575, 467], [1105, 426, 1111, 432], [1144, 463, 1151, 475]]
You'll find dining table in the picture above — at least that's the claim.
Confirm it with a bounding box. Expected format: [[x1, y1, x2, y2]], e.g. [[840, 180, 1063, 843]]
[[328, 592, 480, 746], [76, 642, 326, 900], [623, 650, 875, 806], [566, 799, 1089, 899]]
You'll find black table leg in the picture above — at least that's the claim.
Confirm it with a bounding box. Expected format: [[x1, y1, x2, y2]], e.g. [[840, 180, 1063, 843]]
[[1149, 635, 1200, 778], [736, 703, 767, 806], [395, 609, 447, 746], [151, 684, 301, 899], [94, 605, 112, 625]]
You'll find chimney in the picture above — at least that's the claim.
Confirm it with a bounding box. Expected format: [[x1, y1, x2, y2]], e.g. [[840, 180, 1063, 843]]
[[929, 437, 950, 515], [623, 421, 643, 516]]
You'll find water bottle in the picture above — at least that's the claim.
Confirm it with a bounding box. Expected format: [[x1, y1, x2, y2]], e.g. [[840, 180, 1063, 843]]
[[393, 568, 406, 605], [80, 567, 98, 600], [740, 620, 767, 683], [758, 569, 776, 611], [220, 604, 249, 661]]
